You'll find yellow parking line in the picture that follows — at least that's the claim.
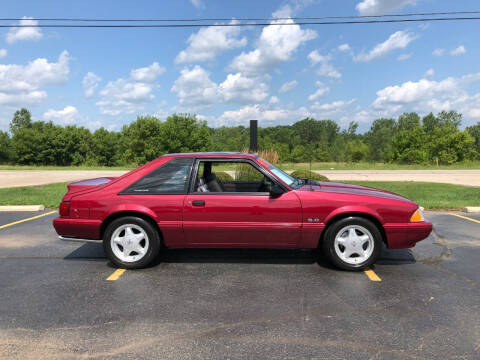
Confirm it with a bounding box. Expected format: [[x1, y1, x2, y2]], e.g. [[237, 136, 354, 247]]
[[106, 269, 126, 281], [0, 210, 57, 230], [364, 269, 381, 282], [449, 213, 480, 224]]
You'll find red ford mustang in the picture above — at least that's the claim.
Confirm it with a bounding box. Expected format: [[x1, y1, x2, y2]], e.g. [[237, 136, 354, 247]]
[[53, 152, 432, 271]]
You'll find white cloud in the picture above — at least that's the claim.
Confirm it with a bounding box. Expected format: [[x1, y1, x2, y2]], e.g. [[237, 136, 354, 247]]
[[130, 62, 165, 82], [0, 50, 70, 106], [310, 99, 355, 113], [338, 43, 351, 52], [190, 0, 204, 8], [272, 1, 317, 18], [423, 68, 434, 79], [82, 72, 101, 98], [230, 18, 317, 75], [172, 66, 270, 110], [219, 73, 269, 104], [0, 49, 6, 59], [96, 62, 165, 115], [171, 65, 218, 110], [308, 50, 328, 64], [371, 72, 480, 119], [397, 53, 412, 61], [308, 50, 341, 78], [354, 30, 417, 62], [279, 80, 298, 93], [43, 106, 80, 125], [435, 46, 467, 57], [311, 100, 356, 122], [214, 97, 356, 127], [6, 16, 43, 44], [176, 21, 247, 63], [308, 81, 329, 101], [356, 0, 416, 16], [317, 62, 341, 79], [216, 104, 311, 127], [450, 45, 466, 56], [269, 96, 279, 104]]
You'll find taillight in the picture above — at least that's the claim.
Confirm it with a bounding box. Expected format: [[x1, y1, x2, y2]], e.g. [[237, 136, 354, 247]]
[[59, 202, 70, 216]]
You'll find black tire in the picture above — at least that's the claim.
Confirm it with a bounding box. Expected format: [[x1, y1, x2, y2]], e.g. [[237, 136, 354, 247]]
[[322, 216, 382, 271], [103, 216, 161, 269]]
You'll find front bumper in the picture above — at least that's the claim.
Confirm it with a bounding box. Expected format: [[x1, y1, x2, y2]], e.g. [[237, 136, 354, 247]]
[[384, 221, 433, 249], [53, 217, 102, 240]]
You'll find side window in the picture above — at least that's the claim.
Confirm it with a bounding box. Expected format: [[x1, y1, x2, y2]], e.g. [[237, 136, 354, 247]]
[[194, 160, 273, 193], [123, 157, 193, 194]]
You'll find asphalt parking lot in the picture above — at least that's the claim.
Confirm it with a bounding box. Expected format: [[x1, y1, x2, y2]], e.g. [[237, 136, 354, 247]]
[[0, 211, 479, 359]]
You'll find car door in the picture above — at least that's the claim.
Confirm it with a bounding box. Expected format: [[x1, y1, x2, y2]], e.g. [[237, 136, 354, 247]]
[[183, 158, 302, 247]]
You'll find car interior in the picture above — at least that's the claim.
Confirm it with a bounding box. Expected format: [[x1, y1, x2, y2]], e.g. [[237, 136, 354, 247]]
[[194, 161, 274, 193]]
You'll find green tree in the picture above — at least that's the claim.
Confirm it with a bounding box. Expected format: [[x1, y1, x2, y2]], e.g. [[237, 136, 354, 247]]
[[0, 130, 12, 163], [162, 114, 212, 153], [120, 116, 164, 165], [10, 108, 32, 134], [344, 139, 369, 162], [212, 126, 248, 151], [466, 122, 480, 158], [90, 128, 120, 166], [314, 144, 333, 162], [291, 145, 308, 162], [397, 112, 421, 131], [392, 126, 428, 164], [365, 118, 396, 162], [274, 143, 290, 162]]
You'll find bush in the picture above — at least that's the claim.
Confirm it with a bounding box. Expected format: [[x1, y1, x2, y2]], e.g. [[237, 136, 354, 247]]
[[215, 171, 234, 181], [290, 170, 329, 182]]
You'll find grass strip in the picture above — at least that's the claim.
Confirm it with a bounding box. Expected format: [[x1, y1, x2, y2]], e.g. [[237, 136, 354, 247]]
[[0, 181, 477, 210]]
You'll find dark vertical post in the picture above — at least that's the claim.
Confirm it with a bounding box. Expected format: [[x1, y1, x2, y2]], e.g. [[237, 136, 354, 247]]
[[249, 120, 258, 152]]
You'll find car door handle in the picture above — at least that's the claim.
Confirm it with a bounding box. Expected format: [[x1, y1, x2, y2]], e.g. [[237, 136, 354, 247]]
[[192, 200, 205, 207]]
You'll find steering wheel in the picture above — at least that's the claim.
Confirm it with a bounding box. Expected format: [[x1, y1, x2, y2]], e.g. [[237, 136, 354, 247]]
[[258, 177, 271, 192]]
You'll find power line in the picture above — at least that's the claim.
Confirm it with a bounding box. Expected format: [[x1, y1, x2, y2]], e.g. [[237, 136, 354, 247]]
[[0, 17, 479, 28], [1, 10, 480, 22]]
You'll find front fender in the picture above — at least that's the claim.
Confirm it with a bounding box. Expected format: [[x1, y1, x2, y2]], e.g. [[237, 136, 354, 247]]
[[323, 205, 384, 225]]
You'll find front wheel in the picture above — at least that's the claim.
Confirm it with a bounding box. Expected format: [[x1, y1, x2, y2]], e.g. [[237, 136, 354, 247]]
[[322, 217, 382, 271], [103, 216, 161, 269]]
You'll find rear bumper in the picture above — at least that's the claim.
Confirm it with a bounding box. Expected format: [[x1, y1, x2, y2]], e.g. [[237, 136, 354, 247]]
[[53, 217, 102, 240], [384, 221, 433, 249]]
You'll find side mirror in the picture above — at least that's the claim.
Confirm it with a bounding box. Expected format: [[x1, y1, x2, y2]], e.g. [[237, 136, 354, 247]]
[[269, 183, 284, 197]]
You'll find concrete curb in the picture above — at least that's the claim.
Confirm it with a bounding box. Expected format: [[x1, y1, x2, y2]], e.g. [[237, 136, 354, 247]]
[[0, 205, 45, 212], [463, 206, 480, 213]]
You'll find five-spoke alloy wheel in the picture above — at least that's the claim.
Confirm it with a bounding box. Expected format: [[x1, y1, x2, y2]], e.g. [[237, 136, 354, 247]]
[[104, 216, 161, 269], [323, 216, 382, 271]]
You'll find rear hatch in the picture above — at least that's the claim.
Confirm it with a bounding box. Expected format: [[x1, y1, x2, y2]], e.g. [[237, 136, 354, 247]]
[[63, 177, 116, 200]]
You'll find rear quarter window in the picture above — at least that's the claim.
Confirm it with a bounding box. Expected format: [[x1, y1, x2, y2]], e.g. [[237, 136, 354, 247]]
[[122, 157, 193, 194]]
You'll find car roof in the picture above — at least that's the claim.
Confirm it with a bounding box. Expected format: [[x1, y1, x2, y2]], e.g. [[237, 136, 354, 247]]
[[163, 152, 259, 159]]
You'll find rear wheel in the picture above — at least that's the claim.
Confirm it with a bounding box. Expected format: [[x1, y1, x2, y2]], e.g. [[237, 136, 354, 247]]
[[322, 217, 382, 271], [103, 216, 160, 269]]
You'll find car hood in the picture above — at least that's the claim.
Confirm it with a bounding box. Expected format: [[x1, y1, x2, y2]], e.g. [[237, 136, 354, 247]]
[[297, 181, 414, 203]]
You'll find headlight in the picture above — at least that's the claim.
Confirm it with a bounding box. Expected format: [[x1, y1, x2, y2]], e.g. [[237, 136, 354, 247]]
[[410, 208, 425, 222]]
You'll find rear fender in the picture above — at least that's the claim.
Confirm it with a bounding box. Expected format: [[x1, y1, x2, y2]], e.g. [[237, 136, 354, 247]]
[[105, 204, 159, 222]]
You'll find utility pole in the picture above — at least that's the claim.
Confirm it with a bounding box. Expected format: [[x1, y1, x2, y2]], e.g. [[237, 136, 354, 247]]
[[249, 120, 258, 152]]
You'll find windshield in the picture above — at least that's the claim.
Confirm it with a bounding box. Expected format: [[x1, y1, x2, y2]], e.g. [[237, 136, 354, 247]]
[[258, 157, 295, 186]]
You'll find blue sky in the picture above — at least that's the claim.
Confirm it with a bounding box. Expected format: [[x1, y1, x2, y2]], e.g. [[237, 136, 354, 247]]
[[1, 0, 479, 132]]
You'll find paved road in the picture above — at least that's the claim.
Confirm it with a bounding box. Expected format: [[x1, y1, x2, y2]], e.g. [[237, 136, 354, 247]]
[[316, 169, 480, 186], [0, 210, 479, 359], [1, 169, 480, 188]]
